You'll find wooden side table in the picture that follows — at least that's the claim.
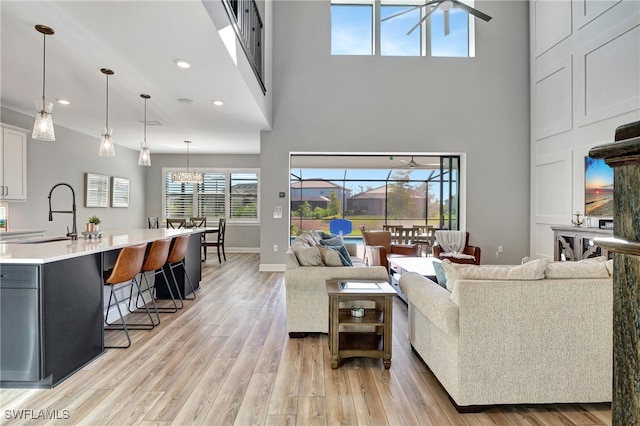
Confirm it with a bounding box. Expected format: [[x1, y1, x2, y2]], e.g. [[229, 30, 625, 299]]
[[326, 279, 396, 369]]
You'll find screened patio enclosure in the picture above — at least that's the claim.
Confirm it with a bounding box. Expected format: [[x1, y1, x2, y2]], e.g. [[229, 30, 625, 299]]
[[290, 154, 460, 237]]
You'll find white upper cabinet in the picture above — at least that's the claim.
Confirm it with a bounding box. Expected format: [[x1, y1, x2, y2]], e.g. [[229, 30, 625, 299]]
[[0, 125, 28, 200]]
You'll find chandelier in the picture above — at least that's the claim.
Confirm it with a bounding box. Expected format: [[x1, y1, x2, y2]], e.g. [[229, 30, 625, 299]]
[[172, 141, 203, 184]]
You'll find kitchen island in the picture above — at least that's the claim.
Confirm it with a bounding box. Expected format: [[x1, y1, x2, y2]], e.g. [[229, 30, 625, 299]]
[[0, 228, 203, 388]]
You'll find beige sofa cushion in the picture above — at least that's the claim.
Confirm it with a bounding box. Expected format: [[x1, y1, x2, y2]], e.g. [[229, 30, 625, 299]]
[[545, 257, 610, 279], [441, 258, 549, 292], [318, 246, 343, 266], [291, 243, 323, 266]]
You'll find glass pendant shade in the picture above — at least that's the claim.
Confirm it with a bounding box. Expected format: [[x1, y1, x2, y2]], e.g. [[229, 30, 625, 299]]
[[32, 100, 55, 141], [33, 25, 55, 141], [138, 94, 151, 166], [138, 146, 151, 166], [99, 128, 115, 157], [99, 68, 115, 157]]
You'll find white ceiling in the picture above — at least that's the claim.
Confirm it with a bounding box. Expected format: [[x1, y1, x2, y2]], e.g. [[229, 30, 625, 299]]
[[0, 1, 270, 155]]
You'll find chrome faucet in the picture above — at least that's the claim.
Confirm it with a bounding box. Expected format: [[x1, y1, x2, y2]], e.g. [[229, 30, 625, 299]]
[[48, 183, 78, 240]]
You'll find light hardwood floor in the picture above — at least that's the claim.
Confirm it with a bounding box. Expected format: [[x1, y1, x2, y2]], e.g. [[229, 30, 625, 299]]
[[0, 254, 612, 425]]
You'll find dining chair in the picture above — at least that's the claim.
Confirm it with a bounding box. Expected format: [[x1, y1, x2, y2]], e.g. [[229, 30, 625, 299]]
[[202, 218, 226, 263], [147, 216, 159, 229], [189, 217, 207, 228], [166, 218, 186, 229]]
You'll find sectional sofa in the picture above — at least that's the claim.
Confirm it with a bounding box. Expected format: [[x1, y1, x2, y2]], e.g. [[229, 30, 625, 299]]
[[399, 257, 613, 410]]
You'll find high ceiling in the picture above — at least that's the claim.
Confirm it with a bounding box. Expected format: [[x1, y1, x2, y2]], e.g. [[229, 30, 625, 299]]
[[0, 1, 270, 155]]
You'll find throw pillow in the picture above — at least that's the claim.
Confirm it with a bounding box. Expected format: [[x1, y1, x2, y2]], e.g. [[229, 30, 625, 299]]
[[318, 246, 343, 266], [326, 245, 353, 266], [432, 260, 448, 289], [545, 257, 610, 279], [319, 235, 353, 266], [321, 236, 344, 246], [291, 244, 323, 266]]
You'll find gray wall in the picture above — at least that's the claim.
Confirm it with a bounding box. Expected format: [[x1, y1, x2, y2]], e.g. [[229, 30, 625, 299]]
[[1, 107, 146, 235], [259, 0, 531, 268]]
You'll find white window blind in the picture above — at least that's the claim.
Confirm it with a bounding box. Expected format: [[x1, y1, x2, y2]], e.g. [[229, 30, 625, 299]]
[[165, 172, 195, 218], [163, 169, 259, 222], [198, 172, 226, 218]]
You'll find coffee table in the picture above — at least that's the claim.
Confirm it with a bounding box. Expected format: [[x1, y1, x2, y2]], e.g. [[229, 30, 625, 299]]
[[326, 279, 396, 369], [388, 256, 441, 302]]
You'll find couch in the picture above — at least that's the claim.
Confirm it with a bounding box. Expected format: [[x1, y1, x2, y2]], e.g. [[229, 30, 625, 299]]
[[285, 231, 389, 336], [399, 257, 613, 410]]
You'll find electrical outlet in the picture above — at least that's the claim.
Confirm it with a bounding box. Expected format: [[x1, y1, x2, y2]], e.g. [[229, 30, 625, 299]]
[[273, 244, 278, 252], [498, 245, 503, 253]]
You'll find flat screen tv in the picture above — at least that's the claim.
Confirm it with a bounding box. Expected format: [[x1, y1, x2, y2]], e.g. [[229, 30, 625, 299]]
[[584, 156, 614, 217]]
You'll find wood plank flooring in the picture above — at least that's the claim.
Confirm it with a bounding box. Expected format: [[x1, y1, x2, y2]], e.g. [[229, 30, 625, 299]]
[[0, 254, 612, 425]]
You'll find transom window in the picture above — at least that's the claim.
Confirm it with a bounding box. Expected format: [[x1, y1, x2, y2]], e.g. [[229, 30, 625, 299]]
[[162, 169, 259, 223], [331, 0, 475, 57]]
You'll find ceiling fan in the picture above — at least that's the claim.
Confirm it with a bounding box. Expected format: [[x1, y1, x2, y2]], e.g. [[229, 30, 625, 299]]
[[382, 0, 492, 36], [394, 156, 428, 169]]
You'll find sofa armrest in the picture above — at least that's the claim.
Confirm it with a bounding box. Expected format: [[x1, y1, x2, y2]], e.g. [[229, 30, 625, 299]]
[[367, 245, 389, 269], [399, 272, 459, 336]]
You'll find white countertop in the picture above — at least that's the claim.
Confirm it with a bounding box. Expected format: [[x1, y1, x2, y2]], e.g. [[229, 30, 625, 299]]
[[0, 228, 46, 238], [0, 228, 203, 264]]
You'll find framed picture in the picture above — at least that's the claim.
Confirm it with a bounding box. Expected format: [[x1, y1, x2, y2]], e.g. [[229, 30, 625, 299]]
[[85, 173, 110, 208], [599, 219, 614, 230], [584, 156, 613, 216], [111, 177, 130, 208]]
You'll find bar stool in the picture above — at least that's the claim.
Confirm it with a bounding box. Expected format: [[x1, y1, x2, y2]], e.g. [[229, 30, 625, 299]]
[[103, 243, 149, 349], [129, 238, 178, 319], [166, 235, 197, 302]]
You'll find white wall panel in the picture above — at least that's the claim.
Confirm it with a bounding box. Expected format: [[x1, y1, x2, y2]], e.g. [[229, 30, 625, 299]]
[[574, 0, 622, 29], [535, 56, 573, 140], [534, 151, 572, 221], [535, 0, 572, 56], [576, 18, 640, 126]]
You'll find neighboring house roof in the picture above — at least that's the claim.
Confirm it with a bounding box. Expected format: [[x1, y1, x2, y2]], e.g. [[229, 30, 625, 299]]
[[231, 183, 257, 194], [291, 180, 344, 190], [291, 196, 330, 202], [350, 185, 426, 199]]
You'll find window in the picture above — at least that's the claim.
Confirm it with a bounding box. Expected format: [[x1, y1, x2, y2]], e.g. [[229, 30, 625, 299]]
[[163, 169, 259, 223], [289, 155, 461, 237], [331, 3, 373, 55], [331, 1, 475, 57]]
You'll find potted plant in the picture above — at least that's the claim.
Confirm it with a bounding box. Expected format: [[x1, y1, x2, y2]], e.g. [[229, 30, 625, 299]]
[[88, 215, 101, 232]]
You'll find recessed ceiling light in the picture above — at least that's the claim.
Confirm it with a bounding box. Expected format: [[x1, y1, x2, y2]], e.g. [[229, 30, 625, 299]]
[[178, 98, 194, 104], [57, 99, 70, 105], [175, 59, 191, 69], [212, 100, 224, 106]]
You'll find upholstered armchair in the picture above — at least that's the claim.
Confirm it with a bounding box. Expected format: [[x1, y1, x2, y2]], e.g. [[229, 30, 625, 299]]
[[433, 231, 481, 265], [362, 230, 419, 270]]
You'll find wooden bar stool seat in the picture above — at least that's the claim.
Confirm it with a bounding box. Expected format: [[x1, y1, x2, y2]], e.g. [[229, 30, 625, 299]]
[[130, 238, 178, 318], [103, 243, 149, 349]]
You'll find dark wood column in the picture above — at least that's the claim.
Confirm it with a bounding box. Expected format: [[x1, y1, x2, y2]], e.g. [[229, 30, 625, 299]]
[[589, 121, 640, 425]]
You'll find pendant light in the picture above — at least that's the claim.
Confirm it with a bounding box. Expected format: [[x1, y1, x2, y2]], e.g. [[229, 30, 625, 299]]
[[32, 25, 55, 141], [172, 141, 203, 184], [138, 94, 151, 166], [98, 68, 115, 156]]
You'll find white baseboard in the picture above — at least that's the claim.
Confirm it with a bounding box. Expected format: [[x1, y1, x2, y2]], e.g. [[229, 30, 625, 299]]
[[259, 263, 285, 272]]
